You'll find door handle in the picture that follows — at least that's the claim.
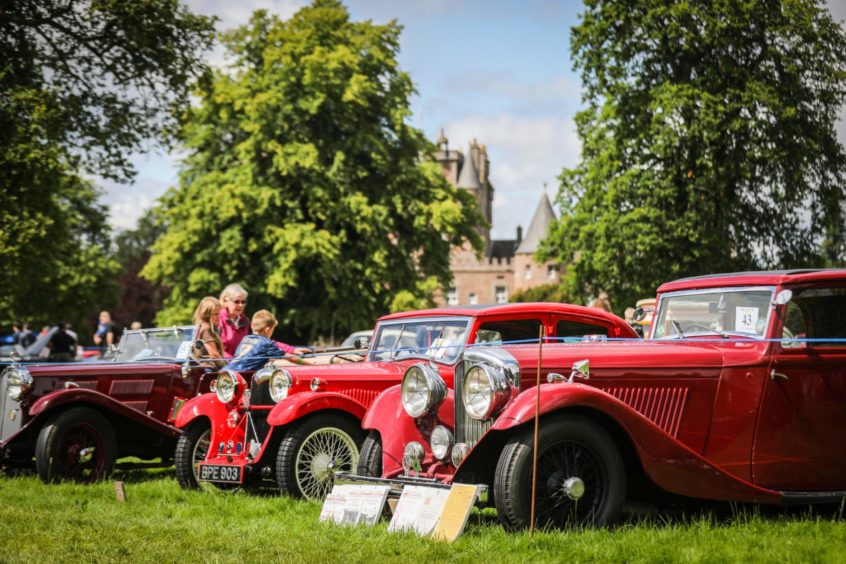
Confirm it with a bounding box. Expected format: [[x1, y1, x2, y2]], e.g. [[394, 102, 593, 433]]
[[770, 369, 789, 381]]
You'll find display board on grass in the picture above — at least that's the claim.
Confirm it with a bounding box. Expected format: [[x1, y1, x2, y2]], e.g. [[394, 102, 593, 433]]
[[320, 483, 481, 542]]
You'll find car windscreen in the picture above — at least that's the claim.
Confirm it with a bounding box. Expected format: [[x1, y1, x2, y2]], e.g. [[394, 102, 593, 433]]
[[653, 287, 774, 339], [368, 318, 470, 364], [115, 327, 196, 362]]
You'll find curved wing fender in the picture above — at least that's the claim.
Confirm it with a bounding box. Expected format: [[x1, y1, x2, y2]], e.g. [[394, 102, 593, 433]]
[[360, 386, 456, 478], [174, 392, 229, 430], [464, 383, 782, 504], [267, 392, 367, 428], [27, 388, 179, 437]]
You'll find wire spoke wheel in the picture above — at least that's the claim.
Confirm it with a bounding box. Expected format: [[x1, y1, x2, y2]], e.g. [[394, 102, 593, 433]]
[[54, 422, 108, 483], [277, 414, 364, 501], [534, 440, 606, 528], [295, 428, 358, 500], [36, 407, 116, 484], [494, 416, 625, 530]]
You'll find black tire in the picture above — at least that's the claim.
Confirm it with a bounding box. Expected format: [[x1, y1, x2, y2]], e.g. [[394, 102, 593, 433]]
[[356, 431, 382, 477], [35, 407, 117, 484], [276, 414, 365, 500], [174, 421, 211, 490], [494, 415, 625, 530]]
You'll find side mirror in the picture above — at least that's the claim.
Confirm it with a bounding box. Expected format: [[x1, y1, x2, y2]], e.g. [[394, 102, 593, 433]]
[[353, 336, 370, 350], [773, 289, 793, 306], [632, 307, 646, 322], [568, 359, 590, 383]]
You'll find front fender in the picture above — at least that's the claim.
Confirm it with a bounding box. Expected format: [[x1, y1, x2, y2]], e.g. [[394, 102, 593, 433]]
[[28, 388, 178, 437], [360, 385, 456, 478], [267, 392, 367, 428], [457, 383, 781, 504], [175, 392, 230, 430]]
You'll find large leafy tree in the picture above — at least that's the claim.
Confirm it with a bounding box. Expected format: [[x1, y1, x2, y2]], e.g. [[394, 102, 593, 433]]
[[539, 0, 846, 310], [143, 1, 482, 341], [0, 0, 214, 334]]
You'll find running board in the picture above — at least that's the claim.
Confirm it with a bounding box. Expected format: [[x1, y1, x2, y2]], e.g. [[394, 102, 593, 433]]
[[780, 491, 846, 505]]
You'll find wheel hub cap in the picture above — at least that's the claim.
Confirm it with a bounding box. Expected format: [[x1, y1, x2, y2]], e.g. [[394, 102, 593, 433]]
[[78, 447, 95, 464], [562, 476, 585, 500], [311, 452, 333, 480]]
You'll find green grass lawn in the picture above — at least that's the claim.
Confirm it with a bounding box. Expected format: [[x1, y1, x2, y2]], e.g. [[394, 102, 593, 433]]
[[0, 466, 844, 563]]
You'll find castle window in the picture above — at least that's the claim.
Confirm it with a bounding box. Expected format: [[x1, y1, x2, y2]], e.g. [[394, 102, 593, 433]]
[[468, 292, 478, 305], [547, 265, 557, 281], [524, 265, 533, 280], [447, 287, 458, 306], [495, 286, 507, 304]]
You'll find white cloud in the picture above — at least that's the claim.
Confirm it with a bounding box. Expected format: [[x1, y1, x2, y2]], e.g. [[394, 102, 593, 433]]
[[185, 0, 303, 30], [444, 113, 580, 239]]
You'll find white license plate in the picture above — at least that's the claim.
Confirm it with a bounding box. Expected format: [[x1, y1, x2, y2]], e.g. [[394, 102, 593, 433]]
[[198, 464, 242, 483]]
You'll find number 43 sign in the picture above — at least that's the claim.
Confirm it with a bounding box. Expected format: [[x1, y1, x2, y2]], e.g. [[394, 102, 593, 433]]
[[735, 307, 759, 333]]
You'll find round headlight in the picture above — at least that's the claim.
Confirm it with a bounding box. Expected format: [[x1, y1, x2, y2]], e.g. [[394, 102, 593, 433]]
[[401, 363, 447, 418], [463, 364, 511, 420], [430, 425, 453, 460], [215, 371, 237, 404], [269, 369, 293, 403], [6, 367, 33, 401]]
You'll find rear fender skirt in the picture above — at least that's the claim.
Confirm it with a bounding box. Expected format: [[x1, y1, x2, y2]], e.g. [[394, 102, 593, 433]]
[[266, 392, 366, 428], [457, 383, 782, 505]]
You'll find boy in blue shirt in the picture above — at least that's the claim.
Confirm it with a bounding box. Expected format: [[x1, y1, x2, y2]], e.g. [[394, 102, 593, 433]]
[[224, 310, 312, 372]]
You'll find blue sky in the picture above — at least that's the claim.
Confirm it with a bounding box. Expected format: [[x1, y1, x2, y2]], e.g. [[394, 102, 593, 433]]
[[101, 0, 846, 240]]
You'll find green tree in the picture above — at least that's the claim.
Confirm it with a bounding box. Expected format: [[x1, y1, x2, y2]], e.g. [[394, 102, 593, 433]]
[[143, 1, 482, 340], [0, 0, 215, 334], [539, 0, 846, 310], [509, 283, 570, 304]]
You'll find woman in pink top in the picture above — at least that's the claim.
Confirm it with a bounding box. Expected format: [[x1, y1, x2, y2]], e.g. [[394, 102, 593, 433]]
[[218, 283, 250, 357]]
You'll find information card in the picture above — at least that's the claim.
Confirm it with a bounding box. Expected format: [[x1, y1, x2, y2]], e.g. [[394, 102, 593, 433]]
[[319, 484, 391, 526]]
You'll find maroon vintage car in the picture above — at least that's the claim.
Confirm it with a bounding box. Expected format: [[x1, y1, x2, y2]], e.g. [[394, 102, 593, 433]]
[[173, 303, 636, 499], [357, 270, 846, 529], [0, 326, 213, 483]]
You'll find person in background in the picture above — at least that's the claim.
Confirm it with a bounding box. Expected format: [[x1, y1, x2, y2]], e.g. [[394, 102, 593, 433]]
[[64, 323, 78, 343], [48, 323, 77, 362], [192, 296, 225, 366], [589, 295, 613, 313], [224, 310, 312, 372], [93, 311, 121, 350], [130, 321, 142, 330], [218, 283, 250, 357]]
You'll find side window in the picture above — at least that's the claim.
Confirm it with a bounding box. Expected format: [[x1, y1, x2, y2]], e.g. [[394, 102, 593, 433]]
[[786, 288, 846, 347], [556, 320, 608, 341], [781, 301, 807, 348], [475, 319, 542, 345]]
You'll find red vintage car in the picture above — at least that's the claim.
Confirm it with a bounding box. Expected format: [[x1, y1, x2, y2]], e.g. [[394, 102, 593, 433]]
[[357, 270, 846, 529], [173, 303, 636, 499], [0, 326, 213, 483]]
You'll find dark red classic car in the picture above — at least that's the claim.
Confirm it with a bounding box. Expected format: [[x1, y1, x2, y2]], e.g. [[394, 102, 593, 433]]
[[0, 326, 213, 483], [357, 270, 846, 529], [173, 303, 635, 499]]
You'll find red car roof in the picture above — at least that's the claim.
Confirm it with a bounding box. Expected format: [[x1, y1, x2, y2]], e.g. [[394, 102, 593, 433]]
[[657, 269, 846, 294], [378, 302, 634, 334]]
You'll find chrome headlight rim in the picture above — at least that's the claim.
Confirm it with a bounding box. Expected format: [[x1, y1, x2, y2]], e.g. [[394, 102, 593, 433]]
[[401, 363, 447, 419], [6, 366, 33, 401], [268, 369, 293, 403], [214, 371, 238, 404], [462, 363, 511, 421], [430, 425, 454, 461]]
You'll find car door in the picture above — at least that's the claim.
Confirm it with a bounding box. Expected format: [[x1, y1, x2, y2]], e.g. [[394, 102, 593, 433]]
[[753, 285, 846, 490]]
